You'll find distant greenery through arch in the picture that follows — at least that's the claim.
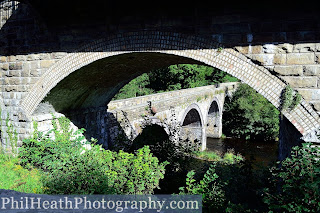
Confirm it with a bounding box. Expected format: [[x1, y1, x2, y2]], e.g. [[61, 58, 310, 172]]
[[112, 64, 238, 100]]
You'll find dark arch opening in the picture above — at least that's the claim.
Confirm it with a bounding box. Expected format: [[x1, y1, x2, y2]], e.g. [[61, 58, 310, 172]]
[[182, 108, 202, 127], [208, 100, 219, 116], [207, 100, 221, 138], [130, 124, 169, 153]]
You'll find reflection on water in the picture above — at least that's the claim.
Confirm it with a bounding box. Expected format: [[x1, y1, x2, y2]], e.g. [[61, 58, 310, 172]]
[[206, 137, 279, 166]]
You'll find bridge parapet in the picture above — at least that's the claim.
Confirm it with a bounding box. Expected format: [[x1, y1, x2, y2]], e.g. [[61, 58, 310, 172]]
[[108, 82, 238, 111]]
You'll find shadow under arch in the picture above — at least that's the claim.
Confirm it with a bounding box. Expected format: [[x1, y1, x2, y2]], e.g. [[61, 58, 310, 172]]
[[180, 103, 206, 150], [207, 97, 222, 138], [21, 31, 320, 140], [130, 124, 169, 151]]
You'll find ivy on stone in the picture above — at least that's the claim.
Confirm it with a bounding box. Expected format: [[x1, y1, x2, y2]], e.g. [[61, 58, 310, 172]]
[[280, 85, 302, 112]]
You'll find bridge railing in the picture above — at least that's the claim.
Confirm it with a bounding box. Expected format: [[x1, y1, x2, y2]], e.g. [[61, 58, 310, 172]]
[[108, 82, 238, 110]]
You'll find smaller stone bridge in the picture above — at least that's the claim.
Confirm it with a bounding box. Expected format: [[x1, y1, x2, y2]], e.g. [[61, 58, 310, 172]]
[[106, 82, 238, 150]]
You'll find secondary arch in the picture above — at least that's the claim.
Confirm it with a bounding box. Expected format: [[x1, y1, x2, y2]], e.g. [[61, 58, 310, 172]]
[[180, 103, 205, 150], [206, 98, 222, 138]]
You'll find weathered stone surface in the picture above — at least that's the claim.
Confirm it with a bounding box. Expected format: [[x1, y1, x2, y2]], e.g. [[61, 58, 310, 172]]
[[30, 61, 39, 70], [7, 56, 16, 62], [303, 65, 320, 76], [273, 54, 286, 65], [40, 60, 54, 68], [273, 65, 303, 76], [280, 76, 317, 88], [30, 69, 41, 77], [6, 77, 20, 85], [251, 45, 263, 54], [9, 62, 22, 70], [249, 54, 286, 65], [315, 53, 320, 64], [39, 53, 51, 60], [235, 46, 249, 54], [311, 101, 320, 111], [51, 52, 67, 59], [0, 56, 6, 62], [1, 63, 8, 70], [292, 43, 316, 53], [7, 70, 20, 77], [262, 44, 285, 54], [278, 43, 293, 53], [296, 89, 320, 101], [287, 53, 315, 65]]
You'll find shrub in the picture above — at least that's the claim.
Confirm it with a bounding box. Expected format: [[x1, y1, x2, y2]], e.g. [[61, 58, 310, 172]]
[[263, 143, 320, 212], [20, 117, 168, 195], [19, 117, 88, 171], [42, 145, 168, 195], [179, 163, 226, 212]]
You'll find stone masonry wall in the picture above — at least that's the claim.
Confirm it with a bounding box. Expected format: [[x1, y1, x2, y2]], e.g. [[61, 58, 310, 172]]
[[236, 43, 320, 112]]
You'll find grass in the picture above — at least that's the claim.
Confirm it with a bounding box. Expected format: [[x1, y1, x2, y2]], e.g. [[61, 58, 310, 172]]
[[194, 149, 244, 164], [193, 150, 221, 161], [0, 154, 43, 194]]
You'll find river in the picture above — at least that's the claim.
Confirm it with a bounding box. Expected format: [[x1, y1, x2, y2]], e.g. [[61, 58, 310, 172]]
[[206, 137, 279, 166], [156, 137, 279, 194]]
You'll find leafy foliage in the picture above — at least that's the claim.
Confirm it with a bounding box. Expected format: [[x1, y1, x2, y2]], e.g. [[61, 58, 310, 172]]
[[0, 109, 18, 155], [193, 149, 243, 163], [180, 157, 272, 212], [112, 73, 155, 100], [281, 84, 293, 111], [280, 84, 302, 111], [223, 83, 280, 141], [179, 163, 225, 211], [19, 116, 168, 195], [113, 64, 238, 100], [19, 117, 87, 171], [263, 143, 320, 212]]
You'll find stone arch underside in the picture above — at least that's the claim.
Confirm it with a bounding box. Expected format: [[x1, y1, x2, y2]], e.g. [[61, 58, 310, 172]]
[[182, 108, 202, 128], [180, 103, 205, 150], [21, 31, 320, 141], [207, 99, 222, 138]]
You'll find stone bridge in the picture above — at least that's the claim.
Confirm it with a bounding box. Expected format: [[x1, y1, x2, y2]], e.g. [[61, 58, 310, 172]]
[[105, 83, 237, 151], [1, 0, 320, 157]]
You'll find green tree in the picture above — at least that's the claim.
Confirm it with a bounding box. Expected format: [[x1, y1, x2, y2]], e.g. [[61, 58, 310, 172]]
[[112, 73, 155, 100], [149, 64, 237, 91], [112, 64, 238, 100], [223, 83, 280, 141]]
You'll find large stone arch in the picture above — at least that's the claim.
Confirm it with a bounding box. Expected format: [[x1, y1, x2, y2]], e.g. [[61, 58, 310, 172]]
[[180, 103, 206, 150], [20, 31, 320, 141]]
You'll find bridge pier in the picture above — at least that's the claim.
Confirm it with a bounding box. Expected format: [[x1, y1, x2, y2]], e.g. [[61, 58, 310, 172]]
[[278, 116, 303, 160]]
